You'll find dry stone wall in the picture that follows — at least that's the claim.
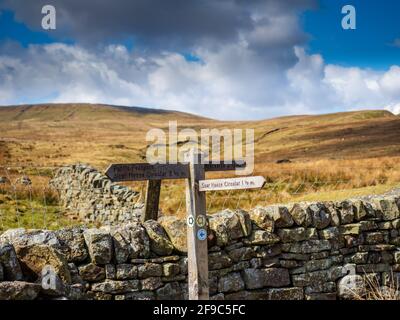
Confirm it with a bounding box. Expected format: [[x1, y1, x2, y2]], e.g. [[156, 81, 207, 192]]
[[1, 191, 400, 300], [50, 164, 143, 224]]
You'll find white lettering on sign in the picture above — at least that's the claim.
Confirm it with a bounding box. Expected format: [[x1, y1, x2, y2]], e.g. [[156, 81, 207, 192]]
[[198, 176, 266, 192]]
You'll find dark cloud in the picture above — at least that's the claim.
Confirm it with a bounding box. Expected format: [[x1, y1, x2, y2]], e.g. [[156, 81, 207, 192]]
[[0, 0, 315, 51]]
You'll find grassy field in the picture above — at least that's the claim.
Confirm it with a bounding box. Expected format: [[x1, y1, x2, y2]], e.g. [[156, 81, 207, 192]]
[[0, 103, 399, 231]]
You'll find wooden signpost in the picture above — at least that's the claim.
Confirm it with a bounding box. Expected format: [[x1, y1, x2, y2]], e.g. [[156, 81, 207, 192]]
[[105, 152, 264, 300], [106, 160, 246, 222]]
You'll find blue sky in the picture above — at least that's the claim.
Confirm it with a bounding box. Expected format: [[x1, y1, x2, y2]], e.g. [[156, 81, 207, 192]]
[[303, 0, 400, 69], [0, 0, 399, 119], [0, 10, 54, 46]]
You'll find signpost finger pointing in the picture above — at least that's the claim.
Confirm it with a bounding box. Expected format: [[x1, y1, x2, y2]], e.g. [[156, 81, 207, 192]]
[[198, 176, 266, 192]]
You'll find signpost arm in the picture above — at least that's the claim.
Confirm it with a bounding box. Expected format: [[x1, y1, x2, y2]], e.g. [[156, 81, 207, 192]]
[[185, 149, 209, 300], [143, 179, 161, 221]]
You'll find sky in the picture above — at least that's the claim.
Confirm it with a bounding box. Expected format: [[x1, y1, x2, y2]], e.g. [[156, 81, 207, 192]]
[[0, 0, 399, 120]]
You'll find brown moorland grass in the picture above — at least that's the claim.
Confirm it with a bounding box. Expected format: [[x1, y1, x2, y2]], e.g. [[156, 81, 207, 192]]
[[0, 104, 399, 228]]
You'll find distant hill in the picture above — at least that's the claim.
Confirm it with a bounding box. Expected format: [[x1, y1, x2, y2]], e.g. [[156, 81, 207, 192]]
[[0, 103, 208, 122], [0, 103, 399, 168]]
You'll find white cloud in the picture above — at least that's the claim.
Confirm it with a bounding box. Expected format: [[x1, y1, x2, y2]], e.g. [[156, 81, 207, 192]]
[[285, 48, 400, 116], [385, 103, 400, 115], [379, 66, 400, 97], [0, 42, 400, 120]]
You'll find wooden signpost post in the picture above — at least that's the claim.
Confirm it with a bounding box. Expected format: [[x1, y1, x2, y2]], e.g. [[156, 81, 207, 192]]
[[105, 152, 264, 300], [143, 180, 162, 221], [184, 150, 208, 300]]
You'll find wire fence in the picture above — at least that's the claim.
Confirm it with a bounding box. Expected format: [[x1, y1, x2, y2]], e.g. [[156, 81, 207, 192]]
[[0, 165, 71, 232], [1, 163, 400, 232], [158, 177, 399, 217]]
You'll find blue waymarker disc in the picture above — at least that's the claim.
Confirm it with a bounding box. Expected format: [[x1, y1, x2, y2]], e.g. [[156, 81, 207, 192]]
[[197, 228, 207, 241]]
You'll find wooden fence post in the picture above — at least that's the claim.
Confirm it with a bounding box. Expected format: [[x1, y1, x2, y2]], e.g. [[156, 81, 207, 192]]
[[185, 149, 209, 300], [142, 179, 161, 222]]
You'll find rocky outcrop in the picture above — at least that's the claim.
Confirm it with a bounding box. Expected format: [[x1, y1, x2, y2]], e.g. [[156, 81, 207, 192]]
[[50, 164, 143, 224], [0, 192, 400, 300]]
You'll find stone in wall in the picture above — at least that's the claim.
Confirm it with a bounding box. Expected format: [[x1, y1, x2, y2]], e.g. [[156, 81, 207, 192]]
[[14, 244, 71, 283], [0, 243, 23, 281], [110, 222, 150, 263], [0, 281, 41, 300], [143, 220, 174, 256], [158, 216, 187, 253], [84, 229, 113, 265], [208, 209, 252, 247], [78, 263, 105, 282], [55, 227, 88, 263], [242, 268, 290, 289]]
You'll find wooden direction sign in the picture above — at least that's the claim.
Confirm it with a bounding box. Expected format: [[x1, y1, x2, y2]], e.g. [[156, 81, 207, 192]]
[[104, 154, 266, 301], [106, 163, 188, 182], [203, 160, 246, 172], [198, 176, 266, 192], [105, 160, 246, 182]]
